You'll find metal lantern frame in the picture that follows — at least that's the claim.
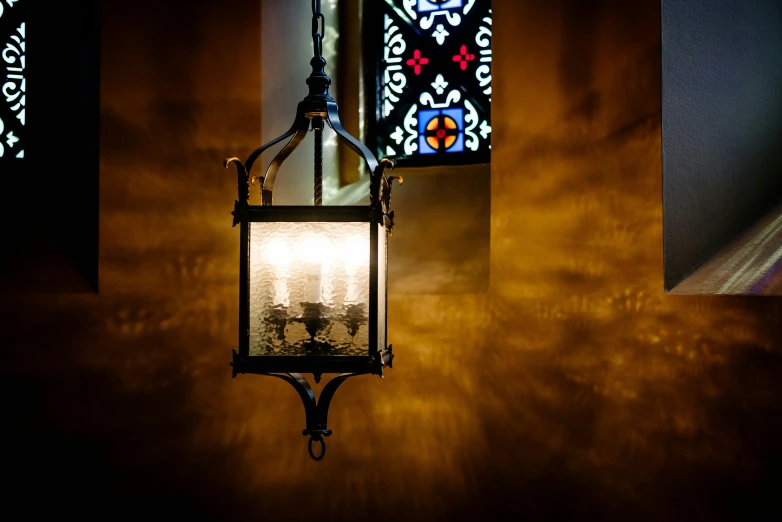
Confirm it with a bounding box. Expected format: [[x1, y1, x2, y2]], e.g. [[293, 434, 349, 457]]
[[222, 0, 400, 460]]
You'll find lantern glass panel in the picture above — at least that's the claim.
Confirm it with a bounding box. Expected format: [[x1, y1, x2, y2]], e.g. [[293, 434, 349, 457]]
[[377, 224, 388, 350], [249, 221, 371, 356]]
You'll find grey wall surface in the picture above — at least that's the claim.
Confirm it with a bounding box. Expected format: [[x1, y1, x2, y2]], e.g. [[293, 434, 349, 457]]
[[662, 0, 782, 291]]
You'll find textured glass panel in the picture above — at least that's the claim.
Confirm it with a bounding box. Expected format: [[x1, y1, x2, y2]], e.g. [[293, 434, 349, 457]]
[[377, 224, 388, 350], [249, 222, 371, 356]]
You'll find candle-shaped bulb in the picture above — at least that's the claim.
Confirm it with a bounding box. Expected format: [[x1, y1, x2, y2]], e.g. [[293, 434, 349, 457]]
[[341, 235, 368, 304], [263, 238, 291, 307], [296, 233, 334, 304]]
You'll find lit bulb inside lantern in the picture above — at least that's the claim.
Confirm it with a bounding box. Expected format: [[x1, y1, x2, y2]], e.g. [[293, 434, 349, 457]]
[[295, 233, 336, 265], [339, 236, 369, 271], [295, 233, 335, 303], [249, 222, 372, 355], [341, 235, 368, 304], [262, 238, 291, 307], [264, 238, 292, 268]]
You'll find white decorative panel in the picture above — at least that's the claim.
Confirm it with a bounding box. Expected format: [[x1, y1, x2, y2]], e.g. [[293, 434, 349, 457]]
[[0, 1, 25, 160]]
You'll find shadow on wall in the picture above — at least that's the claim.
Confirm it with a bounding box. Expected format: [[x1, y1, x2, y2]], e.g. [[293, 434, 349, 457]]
[[559, 0, 601, 120]]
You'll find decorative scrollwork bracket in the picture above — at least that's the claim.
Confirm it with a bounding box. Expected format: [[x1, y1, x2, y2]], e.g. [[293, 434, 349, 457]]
[[261, 372, 360, 461]]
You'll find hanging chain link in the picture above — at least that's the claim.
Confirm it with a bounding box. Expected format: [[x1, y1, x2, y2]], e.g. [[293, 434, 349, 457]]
[[311, 0, 325, 60], [311, 1, 325, 205], [311, 1, 326, 205], [314, 125, 323, 206]]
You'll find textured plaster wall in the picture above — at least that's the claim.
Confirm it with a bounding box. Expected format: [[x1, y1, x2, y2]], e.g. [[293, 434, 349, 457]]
[[662, 0, 782, 291], [2, 1, 782, 520]]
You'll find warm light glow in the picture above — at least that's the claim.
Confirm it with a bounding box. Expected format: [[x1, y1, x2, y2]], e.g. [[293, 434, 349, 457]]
[[249, 222, 373, 356], [294, 233, 337, 266], [262, 238, 292, 268], [339, 236, 370, 271]]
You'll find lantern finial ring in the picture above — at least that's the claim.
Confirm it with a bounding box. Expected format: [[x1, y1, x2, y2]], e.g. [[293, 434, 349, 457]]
[[308, 435, 326, 461]]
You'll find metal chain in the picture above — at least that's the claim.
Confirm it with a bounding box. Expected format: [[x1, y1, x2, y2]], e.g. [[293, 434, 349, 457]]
[[311, 1, 325, 206], [311, 0, 325, 60]]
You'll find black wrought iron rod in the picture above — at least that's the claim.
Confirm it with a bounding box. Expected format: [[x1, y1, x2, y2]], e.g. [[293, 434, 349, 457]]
[[314, 119, 324, 206]]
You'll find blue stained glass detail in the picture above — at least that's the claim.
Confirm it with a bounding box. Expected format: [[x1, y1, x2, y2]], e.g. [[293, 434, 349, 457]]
[[419, 135, 437, 154], [419, 133, 465, 154], [441, 108, 464, 128], [418, 109, 441, 133], [419, 109, 440, 155], [418, 108, 465, 154], [418, 0, 463, 13], [449, 133, 465, 153]]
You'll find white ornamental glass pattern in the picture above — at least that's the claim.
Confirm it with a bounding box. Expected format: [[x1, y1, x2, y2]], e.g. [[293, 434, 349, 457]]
[[374, 0, 491, 165], [0, 0, 25, 159]]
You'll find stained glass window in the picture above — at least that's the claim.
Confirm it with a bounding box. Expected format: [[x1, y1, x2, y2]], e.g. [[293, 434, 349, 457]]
[[0, 0, 25, 160], [365, 0, 492, 167]]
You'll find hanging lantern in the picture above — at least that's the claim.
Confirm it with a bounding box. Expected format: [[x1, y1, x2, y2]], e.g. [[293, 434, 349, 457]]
[[222, 0, 401, 461]]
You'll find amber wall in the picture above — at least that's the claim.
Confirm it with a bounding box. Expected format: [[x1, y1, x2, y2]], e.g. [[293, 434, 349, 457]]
[[2, 1, 782, 520]]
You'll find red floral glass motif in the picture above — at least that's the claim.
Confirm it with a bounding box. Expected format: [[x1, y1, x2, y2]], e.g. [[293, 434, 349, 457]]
[[452, 45, 476, 71], [406, 49, 430, 75]]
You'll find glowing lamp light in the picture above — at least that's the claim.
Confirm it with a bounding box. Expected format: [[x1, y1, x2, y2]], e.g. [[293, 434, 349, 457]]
[[221, 0, 401, 460]]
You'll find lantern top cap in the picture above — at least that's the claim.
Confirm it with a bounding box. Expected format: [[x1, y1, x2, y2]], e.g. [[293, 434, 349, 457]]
[[305, 1, 332, 103], [222, 0, 401, 232]]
